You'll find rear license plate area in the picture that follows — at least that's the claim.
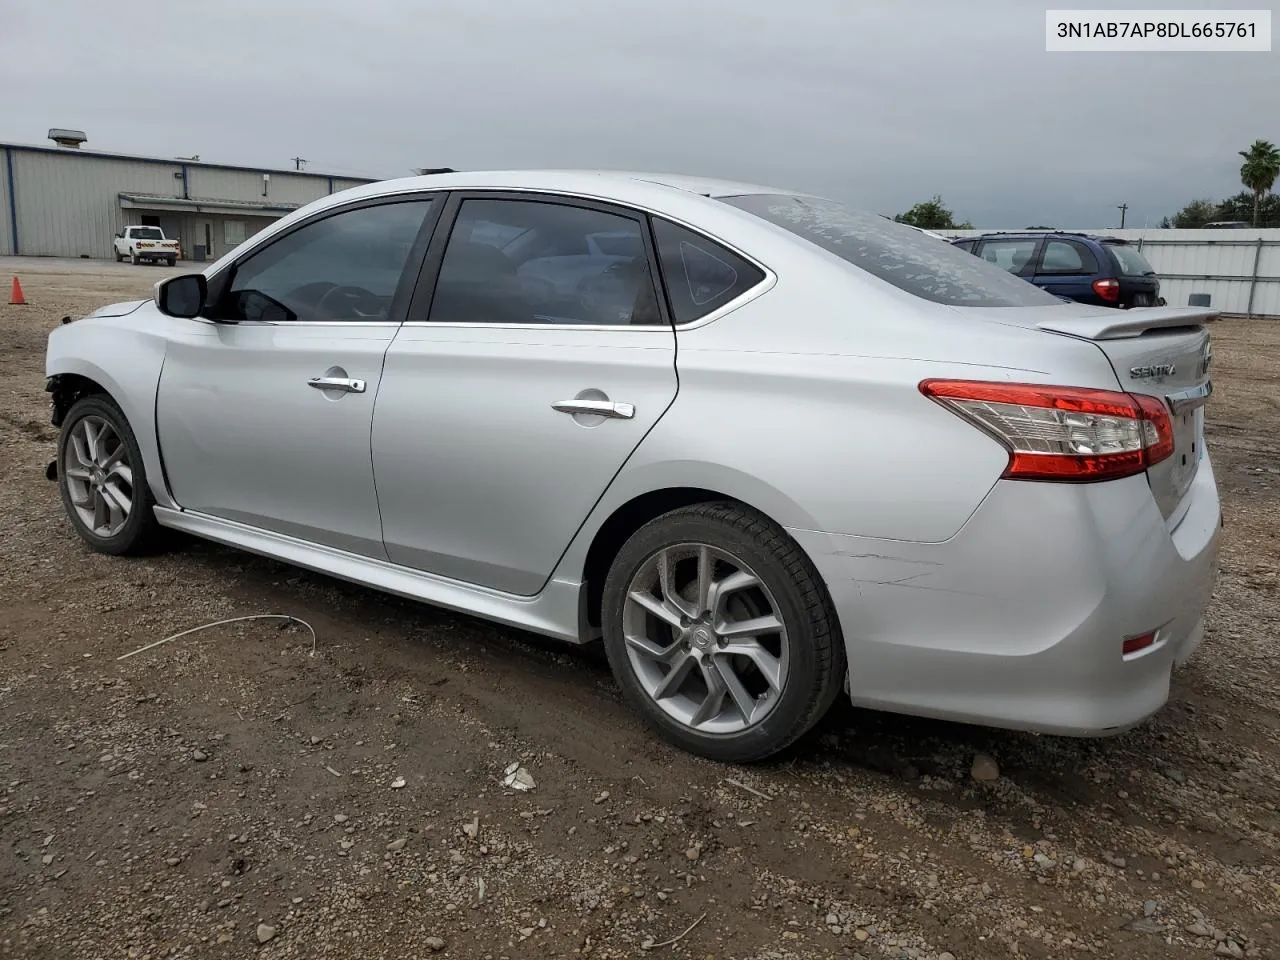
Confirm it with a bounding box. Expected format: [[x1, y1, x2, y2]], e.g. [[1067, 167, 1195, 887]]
[[1133, 293, 1152, 307]]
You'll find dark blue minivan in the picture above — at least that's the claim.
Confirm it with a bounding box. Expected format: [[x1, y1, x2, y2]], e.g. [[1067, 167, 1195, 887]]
[[952, 232, 1163, 309]]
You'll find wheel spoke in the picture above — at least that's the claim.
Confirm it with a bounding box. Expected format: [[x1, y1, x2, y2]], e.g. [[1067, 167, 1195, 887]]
[[92, 488, 108, 532], [716, 613, 783, 641], [106, 461, 133, 487], [83, 420, 101, 462], [623, 629, 683, 664], [101, 443, 127, 471], [713, 655, 760, 723], [707, 569, 759, 619], [657, 548, 696, 619], [720, 640, 784, 693], [652, 650, 697, 701], [689, 661, 727, 727], [100, 481, 132, 520], [63, 466, 91, 482], [95, 422, 119, 463], [70, 434, 93, 469], [68, 484, 92, 507], [627, 589, 683, 630], [694, 545, 712, 615]]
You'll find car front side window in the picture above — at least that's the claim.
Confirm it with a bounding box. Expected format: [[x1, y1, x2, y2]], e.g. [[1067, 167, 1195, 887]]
[[218, 199, 435, 323]]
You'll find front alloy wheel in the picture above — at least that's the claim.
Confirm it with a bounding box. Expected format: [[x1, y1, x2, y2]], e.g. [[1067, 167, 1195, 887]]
[[63, 413, 134, 538], [57, 396, 163, 555]]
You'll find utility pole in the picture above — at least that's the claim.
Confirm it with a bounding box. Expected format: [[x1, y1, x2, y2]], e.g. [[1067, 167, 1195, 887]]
[[1117, 203, 1128, 228], [292, 157, 307, 171]]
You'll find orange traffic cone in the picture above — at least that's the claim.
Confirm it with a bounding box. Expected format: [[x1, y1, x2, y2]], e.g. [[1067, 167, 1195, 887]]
[[8, 276, 25, 305]]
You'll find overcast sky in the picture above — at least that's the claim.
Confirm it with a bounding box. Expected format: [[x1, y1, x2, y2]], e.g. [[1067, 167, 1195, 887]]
[[2, 0, 1275, 227]]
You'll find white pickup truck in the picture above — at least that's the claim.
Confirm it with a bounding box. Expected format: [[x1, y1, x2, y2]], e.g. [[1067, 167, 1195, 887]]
[[113, 226, 180, 266]]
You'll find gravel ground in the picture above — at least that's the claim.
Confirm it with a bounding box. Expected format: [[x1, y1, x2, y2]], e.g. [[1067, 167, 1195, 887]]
[[1, 259, 1277, 960]]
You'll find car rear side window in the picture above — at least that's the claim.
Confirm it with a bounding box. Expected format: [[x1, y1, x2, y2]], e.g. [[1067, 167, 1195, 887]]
[[651, 219, 765, 325], [721, 194, 1061, 307], [977, 239, 1038, 275], [1039, 239, 1098, 274], [427, 198, 663, 326], [1107, 243, 1156, 277]]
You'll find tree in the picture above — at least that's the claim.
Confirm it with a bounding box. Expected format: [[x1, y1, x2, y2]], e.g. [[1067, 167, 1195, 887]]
[[1238, 139, 1280, 227], [1170, 199, 1220, 228], [1216, 190, 1280, 227], [894, 196, 972, 230]]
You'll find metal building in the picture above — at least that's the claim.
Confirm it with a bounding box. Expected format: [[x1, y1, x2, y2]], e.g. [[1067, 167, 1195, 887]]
[[0, 130, 375, 262]]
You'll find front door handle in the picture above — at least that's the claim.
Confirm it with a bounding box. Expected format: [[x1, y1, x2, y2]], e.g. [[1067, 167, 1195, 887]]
[[551, 399, 635, 420], [308, 376, 366, 394]]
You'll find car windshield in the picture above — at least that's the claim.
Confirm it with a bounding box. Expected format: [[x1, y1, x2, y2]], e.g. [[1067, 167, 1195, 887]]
[[1106, 243, 1156, 276], [720, 194, 1063, 307], [131, 228, 164, 240]]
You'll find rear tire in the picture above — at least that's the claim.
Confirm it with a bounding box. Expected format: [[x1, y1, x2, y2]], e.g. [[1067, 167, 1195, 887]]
[[57, 395, 165, 556], [129, 250, 139, 265], [165, 257, 176, 267], [601, 502, 845, 762]]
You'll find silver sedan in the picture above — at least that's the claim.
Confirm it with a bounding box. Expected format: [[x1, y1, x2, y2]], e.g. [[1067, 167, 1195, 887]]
[[44, 171, 1221, 761]]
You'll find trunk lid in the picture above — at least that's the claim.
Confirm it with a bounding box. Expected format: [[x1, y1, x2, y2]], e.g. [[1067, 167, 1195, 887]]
[[1038, 306, 1213, 523]]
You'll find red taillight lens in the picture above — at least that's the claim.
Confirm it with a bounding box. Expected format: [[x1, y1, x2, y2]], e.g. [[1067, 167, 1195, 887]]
[[919, 380, 1175, 482], [1092, 277, 1120, 302]]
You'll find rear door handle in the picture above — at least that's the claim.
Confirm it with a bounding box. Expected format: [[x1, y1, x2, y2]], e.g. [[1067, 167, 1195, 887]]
[[308, 376, 366, 394], [551, 399, 635, 420]]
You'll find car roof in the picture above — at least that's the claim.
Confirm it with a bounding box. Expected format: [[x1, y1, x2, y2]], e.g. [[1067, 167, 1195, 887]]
[[352, 169, 793, 200], [962, 230, 1120, 244]]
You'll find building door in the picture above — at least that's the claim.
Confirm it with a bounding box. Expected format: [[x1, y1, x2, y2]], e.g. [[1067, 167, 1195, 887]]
[[192, 218, 214, 261]]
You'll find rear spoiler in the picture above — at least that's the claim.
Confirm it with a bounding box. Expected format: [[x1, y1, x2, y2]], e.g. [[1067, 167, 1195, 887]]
[[1038, 307, 1218, 341]]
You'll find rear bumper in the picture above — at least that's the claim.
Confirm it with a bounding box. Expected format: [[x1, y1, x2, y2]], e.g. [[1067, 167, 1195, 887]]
[[791, 457, 1221, 735]]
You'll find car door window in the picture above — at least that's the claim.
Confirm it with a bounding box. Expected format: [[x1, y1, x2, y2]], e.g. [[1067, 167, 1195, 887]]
[[976, 239, 1038, 275], [219, 199, 435, 323], [1039, 239, 1098, 274], [426, 198, 662, 326], [651, 219, 765, 325]]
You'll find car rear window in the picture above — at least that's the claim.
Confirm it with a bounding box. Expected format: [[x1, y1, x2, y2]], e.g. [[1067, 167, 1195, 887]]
[[720, 194, 1061, 307], [1105, 242, 1156, 277], [131, 227, 164, 240]]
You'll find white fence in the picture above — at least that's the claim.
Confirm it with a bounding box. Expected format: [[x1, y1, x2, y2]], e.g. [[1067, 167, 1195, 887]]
[[946, 228, 1280, 318]]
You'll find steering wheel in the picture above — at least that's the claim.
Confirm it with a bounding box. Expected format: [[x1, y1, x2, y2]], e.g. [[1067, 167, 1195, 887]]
[[316, 284, 382, 320]]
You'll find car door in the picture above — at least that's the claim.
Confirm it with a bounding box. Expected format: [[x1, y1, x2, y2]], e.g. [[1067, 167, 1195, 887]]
[[973, 237, 1043, 280], [371, 192, 678, 596], [1031, 237, 1100, 303], [155, 195, 442, 558]]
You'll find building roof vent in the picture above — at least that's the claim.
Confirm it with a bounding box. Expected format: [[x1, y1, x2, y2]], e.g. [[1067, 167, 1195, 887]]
[[48, 128, 88, 149]]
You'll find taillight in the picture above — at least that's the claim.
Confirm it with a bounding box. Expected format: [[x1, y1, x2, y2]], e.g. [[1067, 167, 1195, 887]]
[[1092, 277, 1120, 302], [919, 380, 1175, 482]]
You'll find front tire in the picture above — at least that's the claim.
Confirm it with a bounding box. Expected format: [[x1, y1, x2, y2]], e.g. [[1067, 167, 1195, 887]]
[[601, 502, 845, 762], [57, 396, 164, 556], [114, 248, 124, 262]]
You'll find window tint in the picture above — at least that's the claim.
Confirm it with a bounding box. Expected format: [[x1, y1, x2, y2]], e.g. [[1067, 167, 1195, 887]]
[[978, 239, 1039, 275], [722, 194, 1061, 308], [651, 219, 765, 325], [1106, 243, 1156, 277], [1039, 239, 1097, 274], [953, 239, 977, 252], [221, 200, 433, 323], [131, 227, 164, 241], [427, 199, 662, 326]]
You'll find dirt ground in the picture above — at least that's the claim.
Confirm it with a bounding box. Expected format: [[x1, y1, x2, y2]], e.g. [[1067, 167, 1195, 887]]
[[1, 258, 1277, 960]]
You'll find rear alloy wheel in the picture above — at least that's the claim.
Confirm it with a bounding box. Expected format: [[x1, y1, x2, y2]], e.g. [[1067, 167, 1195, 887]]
[[602, 503, 844, 762], [58, 396, 163, 555]]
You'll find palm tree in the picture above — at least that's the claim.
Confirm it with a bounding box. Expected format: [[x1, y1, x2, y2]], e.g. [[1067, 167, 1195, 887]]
[[1239, 140, 1280, 227]]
